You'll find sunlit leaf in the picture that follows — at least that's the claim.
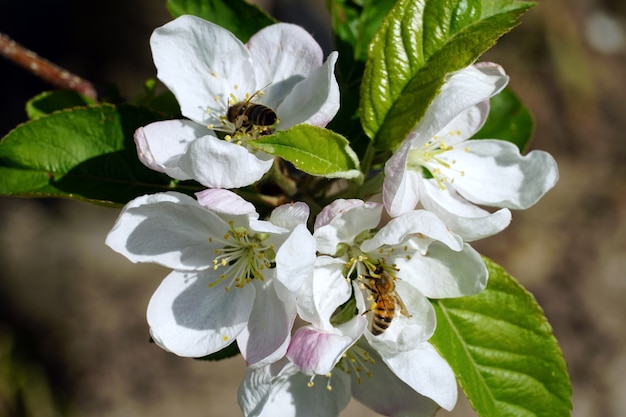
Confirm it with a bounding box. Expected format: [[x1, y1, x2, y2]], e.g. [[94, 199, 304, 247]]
[[431, 258, 572, 417], [0, 105, 195, 205], [249, 125, 362, 180], [360, 0, 533, 151]]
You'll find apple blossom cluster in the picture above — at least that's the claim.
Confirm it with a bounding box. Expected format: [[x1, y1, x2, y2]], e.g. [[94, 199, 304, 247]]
[[106, 15, 558, 417]]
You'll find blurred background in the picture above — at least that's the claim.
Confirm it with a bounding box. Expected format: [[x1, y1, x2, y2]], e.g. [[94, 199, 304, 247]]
[[1, 0, 625, 416]]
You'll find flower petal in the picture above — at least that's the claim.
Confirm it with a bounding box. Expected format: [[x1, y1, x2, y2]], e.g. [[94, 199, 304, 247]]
[[364, 280, 436, 352], [350, 342, 440, 417], [196, 188, 258, 217], [151, 15, 255, 126], [270, 202, 310, 230], [383, 139, 421, 218], [177, 135, 274, 189], [287, 322, 362, 375], [246, 23, 323, 91], [134, 119, 206, 180], [105, 192, 229, 270], [147, 269, 255, 357], [275, 51, 340, 129], [243, 362, 351, 417], [361, 210, 462, 253], [238, 366, 272, 417], [396, 241, 488, 298], [415, 63, 508, 141], [442, 140, 559, 209], [419, 177, 512, 241], [238, 281, 296, 367], [380, 342, 458, 411], [314, 200, 383, 255], [275, 223, 316, 292]]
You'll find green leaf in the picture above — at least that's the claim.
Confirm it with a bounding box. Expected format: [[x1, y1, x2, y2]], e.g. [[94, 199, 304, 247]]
[[166, 0, 276, 42], [0, 104, 193, 205], [248, 125, 362, 180], [430, 258, 572, 417], [26, 90, 95, 120], [360, 0, 534, 151], [473, 87, 533, 151]]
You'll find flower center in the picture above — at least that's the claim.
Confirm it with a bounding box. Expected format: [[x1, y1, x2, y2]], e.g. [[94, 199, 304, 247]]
[[208, 220, 276, 291], [335, 344, 374, 384], [406, 130, 466, 190], [207, 85, 279, 143]]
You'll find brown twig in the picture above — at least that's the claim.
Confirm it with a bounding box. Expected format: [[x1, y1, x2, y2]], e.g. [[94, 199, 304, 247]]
[[0, 32, 98, 100]]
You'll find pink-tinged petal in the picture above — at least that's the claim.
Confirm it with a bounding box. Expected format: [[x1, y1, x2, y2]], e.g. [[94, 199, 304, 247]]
[[314, 199, 369, 229], [419, 177, 512, 241], [397, 241, 487, 298], [361, 210, 462, 253], [177, 135, 274, 188], [275, 224, 316, 292], [416, 63, 508, 140], [287, 327, 356, 375], [147, 269, 255, 357], [383, 139, 421, 217], [247, 23, 323, 88], [380, 342, 458, 411], [134, 119, 207, 180], [248, 362, 351, 417], [150, 15, 255, 126], [350, 342, 440, 417], [314, 200, 383, 255], [238, 282, 296, 368], [270, 202, 310, 230], [196, 188, 258, 216], [443, 140, 559, 209], [105, 192, 230, 270], [275, 52, 340, 129]]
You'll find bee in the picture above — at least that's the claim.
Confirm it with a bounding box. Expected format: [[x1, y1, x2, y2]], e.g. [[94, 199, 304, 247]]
[[227, 88, 277, 135], [361, 266, 411, 336]]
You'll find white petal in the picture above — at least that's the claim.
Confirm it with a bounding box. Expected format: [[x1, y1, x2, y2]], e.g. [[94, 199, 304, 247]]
[[238, 366, 272, 417], [196, 188, 258, 216], [238, 282, 296, 367], [105, 192, 229, 270], [147, 269, 255, 357], [270, 202, 310, 230], [151, 15, 255, 126], [350, 342, 440, 417], [361, 210, 462, 253], [314, 200, 383, 255], [381, 342, 458, 411], [397, 242, 488, 298], [247, 23, 323, 89], [364, 281, 436, 352], [134, 119, 206, 180], [383, 139, 421, 217], [275, 51, 340, 129], [435, 101, 490, 146], [295, 256, 350, 327], [419, 177, 512, 241], [177, 135, 274, 188], [415, 63, 508, 140], [442, 140, 559, 208], [253, 363, 351, 417], [275, 224, 316, 292]]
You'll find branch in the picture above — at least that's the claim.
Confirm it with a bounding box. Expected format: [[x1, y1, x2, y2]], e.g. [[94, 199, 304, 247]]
[[0, 32, 98, 100]]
